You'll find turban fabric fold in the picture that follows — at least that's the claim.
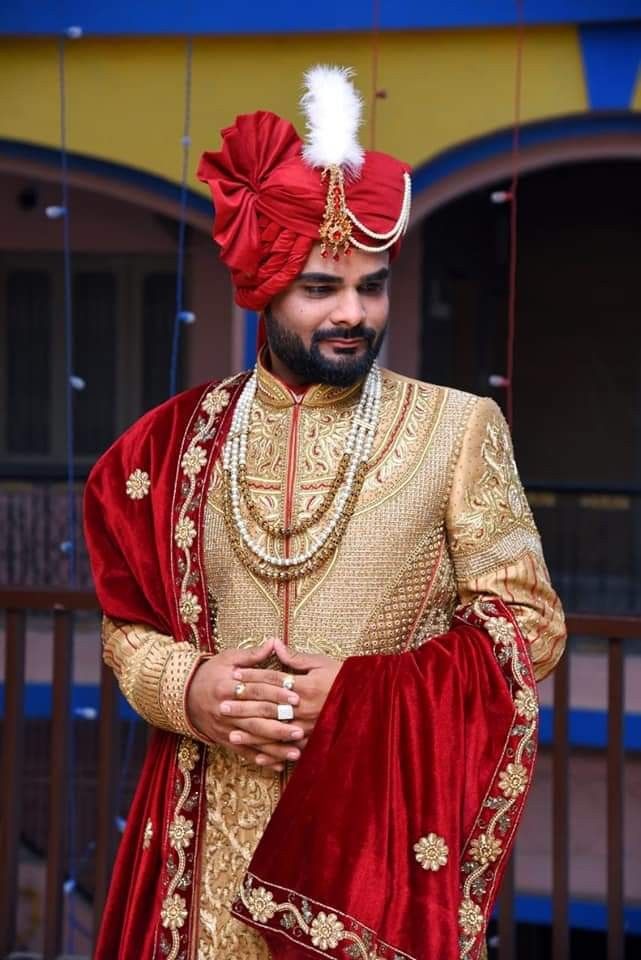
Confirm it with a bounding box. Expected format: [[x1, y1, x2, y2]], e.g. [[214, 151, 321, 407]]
[[197, 111, 411, 310]]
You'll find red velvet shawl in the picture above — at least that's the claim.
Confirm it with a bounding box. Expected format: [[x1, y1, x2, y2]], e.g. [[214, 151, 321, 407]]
[[232, 600, 538, 960], [84, 374, 538, 960], [84, 374, 247, 960]]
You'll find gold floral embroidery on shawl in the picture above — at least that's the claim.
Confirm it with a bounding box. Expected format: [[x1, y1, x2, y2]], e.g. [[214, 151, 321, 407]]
[[126, 468, 150, 499], [456, 600, 538, 959], [238, 872, 413, 960], [159, 738, 201, 959], [414, 833, 449, 871]]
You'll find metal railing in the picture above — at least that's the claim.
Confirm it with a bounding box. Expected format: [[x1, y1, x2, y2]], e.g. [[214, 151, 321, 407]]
[[2, 478, 640, 612], [0, 589, 639, 960]]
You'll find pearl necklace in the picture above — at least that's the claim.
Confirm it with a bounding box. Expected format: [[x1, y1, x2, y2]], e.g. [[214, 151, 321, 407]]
[[222, 364, 382, 574]]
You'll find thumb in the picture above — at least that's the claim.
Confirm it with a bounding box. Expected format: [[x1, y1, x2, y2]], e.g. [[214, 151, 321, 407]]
[[274, 639, 320, 671], [231, 638, 275, 666]]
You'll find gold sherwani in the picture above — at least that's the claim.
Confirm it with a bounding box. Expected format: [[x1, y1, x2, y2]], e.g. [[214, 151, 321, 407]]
[[103, 359, 566, 958]]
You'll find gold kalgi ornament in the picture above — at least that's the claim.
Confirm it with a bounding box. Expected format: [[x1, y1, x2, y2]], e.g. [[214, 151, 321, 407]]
[[319, 166, 353, 260]]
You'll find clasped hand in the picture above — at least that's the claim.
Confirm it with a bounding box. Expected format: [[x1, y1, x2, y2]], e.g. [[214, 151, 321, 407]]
[[186, 637, 341, 772]]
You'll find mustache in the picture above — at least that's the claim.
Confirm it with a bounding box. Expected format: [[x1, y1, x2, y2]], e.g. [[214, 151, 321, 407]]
[[312, 325, 376, 345]]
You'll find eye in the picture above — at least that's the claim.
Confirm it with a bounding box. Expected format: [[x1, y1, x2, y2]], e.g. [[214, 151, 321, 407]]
[[359, 282, 386, 296], [303, 285, 335, 297]]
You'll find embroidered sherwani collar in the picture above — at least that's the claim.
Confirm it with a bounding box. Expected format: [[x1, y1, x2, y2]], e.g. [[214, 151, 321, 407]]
[[255, 348, 364, 410]]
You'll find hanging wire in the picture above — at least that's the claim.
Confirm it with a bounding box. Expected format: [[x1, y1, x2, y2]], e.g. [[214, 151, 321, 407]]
[[504, 0, 526, 429], [55, 29, 82, 952], [58, 34, 77, 584], [369, 0, 382, 150], [169, 36, 194, 397]]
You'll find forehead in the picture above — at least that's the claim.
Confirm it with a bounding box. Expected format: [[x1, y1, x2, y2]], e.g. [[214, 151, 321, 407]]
[[300, 243, 390, 279]]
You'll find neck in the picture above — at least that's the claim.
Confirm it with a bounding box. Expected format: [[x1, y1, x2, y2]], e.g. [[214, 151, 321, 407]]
[[264, 347, 313, 390]]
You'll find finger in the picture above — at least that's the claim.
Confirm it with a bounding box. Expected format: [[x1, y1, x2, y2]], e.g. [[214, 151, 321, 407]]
[[225, 682, 299, 706], [229, 718, 304, 744], [230, 744, 284, 772], [220, 699, 296, 720], [231, 667, 298, 687], [273, 639, 322, 670], [228, 639, 275, 665], [253, 742, 302, 763]]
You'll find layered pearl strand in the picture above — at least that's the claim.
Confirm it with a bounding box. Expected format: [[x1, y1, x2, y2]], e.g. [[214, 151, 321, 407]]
[[222, 364, 382, 579], [347, 172, 412, 254]]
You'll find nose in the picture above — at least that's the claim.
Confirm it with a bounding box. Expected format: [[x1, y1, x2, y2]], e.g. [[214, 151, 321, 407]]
[[329, 287, 366, 328]]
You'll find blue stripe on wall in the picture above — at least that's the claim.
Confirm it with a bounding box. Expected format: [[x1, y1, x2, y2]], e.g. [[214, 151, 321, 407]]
[[579, 23, 641, 110], [2, 685, 639, 750], [244, 311, 259, 370], [512, 895, 641, 934], [0, 683, 138, 720], [1, 1, 640, 36], [411, 113, 641, 194], [538, 706, 641, 750], [0, 139, 211, 216]]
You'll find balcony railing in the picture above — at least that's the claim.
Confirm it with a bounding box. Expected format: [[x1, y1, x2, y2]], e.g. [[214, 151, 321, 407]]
[[2, 480, 641, 613], [0, 589, 639, 960]]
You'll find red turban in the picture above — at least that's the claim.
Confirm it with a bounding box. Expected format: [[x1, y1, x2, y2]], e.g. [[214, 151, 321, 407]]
[[197, 111, 411, 310]]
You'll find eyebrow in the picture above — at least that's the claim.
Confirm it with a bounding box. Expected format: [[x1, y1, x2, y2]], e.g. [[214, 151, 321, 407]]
[[297, 267, 390, 285]]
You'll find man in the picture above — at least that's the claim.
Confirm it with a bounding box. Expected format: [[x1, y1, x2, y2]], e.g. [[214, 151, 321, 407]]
[[85, 67, 565, 960]]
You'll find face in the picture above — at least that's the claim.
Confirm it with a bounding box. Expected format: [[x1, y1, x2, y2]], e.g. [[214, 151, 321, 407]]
[[265, 244, 390, 387]]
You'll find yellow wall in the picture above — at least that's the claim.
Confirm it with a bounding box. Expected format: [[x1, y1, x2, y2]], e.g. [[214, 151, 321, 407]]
[[2, 27, 587, 192]]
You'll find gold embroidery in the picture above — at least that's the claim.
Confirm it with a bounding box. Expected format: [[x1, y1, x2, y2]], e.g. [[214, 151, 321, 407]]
[[143, 817, 153, 850], [244, 885, 277, 923], [198, 747, 278, 959], [457, 601, 538, 959], [514, 688, 538, 721], [179, 591, 202, 625], [204, 371, 476, 661], [468, 834, 502, 865], [181, 444, 208, 477], [238, 873, 413, 960], [161, 892, 188, 931], [413, 833, 449, 871], [168, 814, 194, 850], [449, 405, 540, 575], [458, 899, 484, 937], [457, 551, 566, 680], [194, 366, 556, 949], [498, 762, 528, 798], [202, 388, 230, 418], [310, 911, 345, 950], [173, 379, 236, 645], [160, 737, 200, 958], [362, 525, 448, 655], [102, 618, 202, 735], [126, 468, 150, 500], [174, 516, 197, 549]]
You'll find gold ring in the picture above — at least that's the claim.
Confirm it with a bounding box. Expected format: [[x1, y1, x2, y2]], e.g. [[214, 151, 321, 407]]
[[282, 675, 295, 691], [234, 682, 246, 698]]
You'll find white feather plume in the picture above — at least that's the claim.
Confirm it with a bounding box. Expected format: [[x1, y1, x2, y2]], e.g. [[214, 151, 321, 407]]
[[300, 65, 365, 175]]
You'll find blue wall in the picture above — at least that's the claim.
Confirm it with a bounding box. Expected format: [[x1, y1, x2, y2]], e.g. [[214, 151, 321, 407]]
[[1, 1, 640, 36]]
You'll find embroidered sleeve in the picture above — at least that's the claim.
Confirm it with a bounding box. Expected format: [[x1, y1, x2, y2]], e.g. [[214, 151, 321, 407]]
[[102, 616, 210, 736], [446, 397, 566, 680]]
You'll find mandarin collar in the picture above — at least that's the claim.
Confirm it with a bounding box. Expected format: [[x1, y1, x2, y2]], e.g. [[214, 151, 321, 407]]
[[255, 348, 364, 410]]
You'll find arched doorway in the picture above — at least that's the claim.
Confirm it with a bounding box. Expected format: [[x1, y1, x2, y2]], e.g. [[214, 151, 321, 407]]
[[412, 117, 641, 615], [0, 141, 230, 586]]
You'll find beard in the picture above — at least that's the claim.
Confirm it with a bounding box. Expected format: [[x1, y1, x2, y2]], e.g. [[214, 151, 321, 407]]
[[264, 307, 387, 388]]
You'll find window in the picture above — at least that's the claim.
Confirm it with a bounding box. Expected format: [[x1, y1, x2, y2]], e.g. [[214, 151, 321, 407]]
[[0, 254, 186, 473], [6, 270, 52, 454]]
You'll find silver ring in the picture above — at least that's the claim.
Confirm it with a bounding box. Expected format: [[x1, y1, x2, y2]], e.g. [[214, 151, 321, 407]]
[[282, 675, 295, 691], [277, 704, 294, 722], [234, 682, 246, 698]]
